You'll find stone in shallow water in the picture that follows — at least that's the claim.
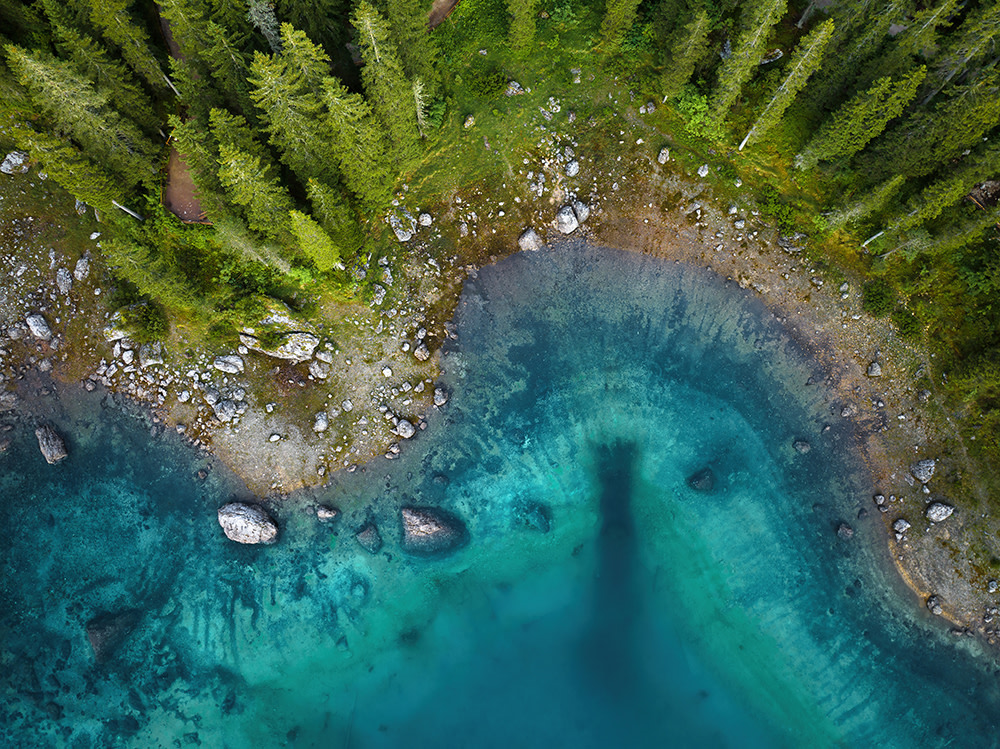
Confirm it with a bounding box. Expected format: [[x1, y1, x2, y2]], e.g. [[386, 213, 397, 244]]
[[793, 439, 811, 454], [217, 502, 278, 544], [316, 505, 340, 522], [836, 523, 854, 539], [400, 506, 468, 556], [356, 522, 382, 554], [433, 386, 449, 407], [686, 466, 715, 492], [35, 425, 67, 464], [513, 500, 551, 533], [86, 610, 140, 663]]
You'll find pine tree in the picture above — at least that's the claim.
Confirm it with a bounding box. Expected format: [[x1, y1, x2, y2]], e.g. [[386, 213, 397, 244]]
[[739, 20, 833, 150], [660, 10, 710, 99], [796, 67, 925, 169], [386, 0, 440, 98], [217, 143, 293, 237], [600, 0, 643, 56], [923, 2, 1000, 104], [248, 0, 283, 53], [80, 0, 171, 92], [711, 0, 788, 120], [508, 0, 540, 54], [249, 26, 339, 183], [320, 77, 394, 212], [352, 1, 420, 165], [289, 209, 340, 271], [4, 44, 159, 188]]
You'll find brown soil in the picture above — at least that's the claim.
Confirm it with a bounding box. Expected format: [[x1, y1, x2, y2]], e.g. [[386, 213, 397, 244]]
[[163, 148, 206, 224]]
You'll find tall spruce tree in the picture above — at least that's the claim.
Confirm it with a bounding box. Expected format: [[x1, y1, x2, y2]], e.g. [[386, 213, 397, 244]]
[[43, 0, 157, 131], [320, 77, 394, 212], [829, 175, 906, 229], [508, 0, 540, 54], [352, 1, 420, 165], [711, 0, 788, 120], [862, 0, 959, 84], [80, 0, 171, 92], [739, 20, 834, 150], [796, 66, 925, 169], [247, 0, 283, 53], [306, 177, 364, 255], [923, 2, 1000, 104], [216, 143, 293, 237], [660, 10, 709, 99], [5, 44, 159, 188], [864, 71, 1000, 181], [600, 0, 643, 56], [386, 0, 439, 98], [249, 25, 339, 183], [275, 0, 348, 52]]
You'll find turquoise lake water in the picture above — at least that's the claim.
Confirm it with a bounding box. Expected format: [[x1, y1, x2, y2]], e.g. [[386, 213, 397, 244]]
[[2, 243, 999, 747]]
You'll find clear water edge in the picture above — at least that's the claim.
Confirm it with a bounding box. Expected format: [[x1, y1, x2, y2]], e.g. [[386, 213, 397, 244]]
[[2, 242, 999, 748]]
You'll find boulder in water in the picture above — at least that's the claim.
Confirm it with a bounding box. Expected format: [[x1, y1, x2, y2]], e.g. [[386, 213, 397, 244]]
[[217, 502, 278, 544], [686, 467, 715, 492], [35, 425, 68, 464], [356, 522, 383, 554], [513, 500, 551, 533], [86, 610, 140, 663], [401, 506, 468, 556]]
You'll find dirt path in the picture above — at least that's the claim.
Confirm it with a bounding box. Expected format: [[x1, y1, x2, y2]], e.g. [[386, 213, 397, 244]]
[[429, 0, 461, 28], [163, 148, 205, 223]]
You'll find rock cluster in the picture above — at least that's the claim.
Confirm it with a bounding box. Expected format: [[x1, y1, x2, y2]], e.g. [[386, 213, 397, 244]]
[[217, 502, 279, 544]]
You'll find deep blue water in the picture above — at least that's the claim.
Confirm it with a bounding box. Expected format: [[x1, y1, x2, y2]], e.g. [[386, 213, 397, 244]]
[[2, 243, 1000, 748]]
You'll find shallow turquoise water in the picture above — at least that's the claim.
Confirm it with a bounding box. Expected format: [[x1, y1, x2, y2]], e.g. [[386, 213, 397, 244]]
[[2, 243, 999, 747]]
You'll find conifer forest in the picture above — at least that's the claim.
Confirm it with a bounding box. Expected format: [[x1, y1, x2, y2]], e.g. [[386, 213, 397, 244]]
[[2, 0, 1000, 474]]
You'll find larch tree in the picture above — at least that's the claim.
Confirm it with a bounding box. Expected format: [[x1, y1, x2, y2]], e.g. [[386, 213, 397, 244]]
[[289, 210, 340, 271], [795, 66, 926, 169], [352, 1, 420, 165], [386, 0, 440, 98], [711, 0, 788, 120], [320, 77, 394, 213], [660, 10, 710, 100], [739, 19, 834, 150], [828, 175, 906, 229], [508, 0, 540, 54], [599, 0, 643, 56]]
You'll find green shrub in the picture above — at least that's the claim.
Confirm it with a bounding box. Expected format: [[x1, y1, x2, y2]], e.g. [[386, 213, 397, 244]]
[[759, 186, 796, 234], [862, 278, 895, 316], [119, 301, 169, 343], [674, 85, 727, 142], [466, 60, 507, 100], [891, 307, 921, 339]]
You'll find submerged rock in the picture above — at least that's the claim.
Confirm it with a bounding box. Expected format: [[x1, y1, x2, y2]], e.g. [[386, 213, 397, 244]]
[[836, 523, 854, 540], [35, 425, 68, 464], [686, 467, 715, 492], [356, 522, 383, 554], [433, 386, 449, 407], [217, 502, 278, 544], [793, 439, 811, 454], [86, 610, 140, 663], [513, 500, 551, 533], [400, 506, 468, 556], [316, 505, 340, 522]]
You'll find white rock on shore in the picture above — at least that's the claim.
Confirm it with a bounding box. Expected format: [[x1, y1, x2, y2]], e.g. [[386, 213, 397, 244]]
[[926, 502, 954, 523], [213, 355, 244, 374], [25, 313, 52, 341], [518, 228, 544, 252]]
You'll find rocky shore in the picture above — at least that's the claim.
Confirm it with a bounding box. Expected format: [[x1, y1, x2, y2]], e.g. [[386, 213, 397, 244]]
[[2, 110, 997, 645]]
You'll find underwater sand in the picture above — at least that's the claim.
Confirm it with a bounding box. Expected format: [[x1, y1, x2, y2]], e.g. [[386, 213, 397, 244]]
[[2, 243, 999, 748]]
